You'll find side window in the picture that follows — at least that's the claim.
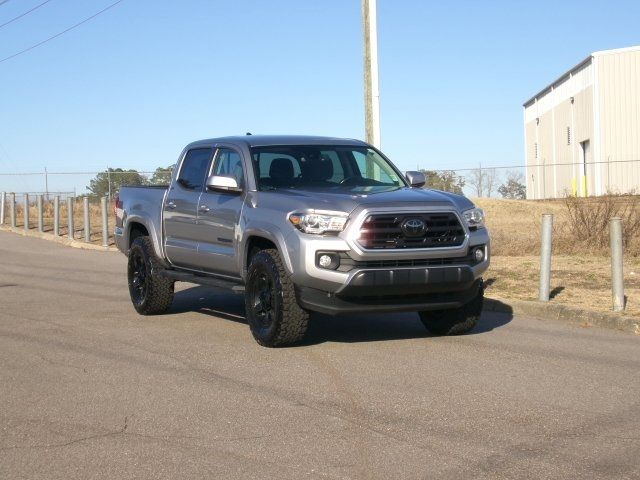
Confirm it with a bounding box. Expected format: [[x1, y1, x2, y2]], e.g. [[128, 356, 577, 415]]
[[212, 148, 244, 187], [177, 148, 213, 190]]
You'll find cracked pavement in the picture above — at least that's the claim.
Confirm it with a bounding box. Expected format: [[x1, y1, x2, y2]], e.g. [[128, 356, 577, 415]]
[[0, 231, 639, 479]]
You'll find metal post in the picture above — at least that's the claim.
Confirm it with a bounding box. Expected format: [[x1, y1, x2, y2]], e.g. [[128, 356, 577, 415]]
[[37, 195, 44, 232], [67, 197, 74, 239], [362, 0, 381, 148], [0, 192, 5, 225], [610, 217, 625, 311], [53, 196, 60, 236], [101, 196, 109, 247], [23, 194, 30, 230], [538, 214, 553, 301], [10, 193, 16, 227], [84, 196, 90, 242]]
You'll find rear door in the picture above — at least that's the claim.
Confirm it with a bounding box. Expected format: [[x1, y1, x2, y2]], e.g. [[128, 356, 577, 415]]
[[194, 146, 246, 277], [163, 147, 213, 268]]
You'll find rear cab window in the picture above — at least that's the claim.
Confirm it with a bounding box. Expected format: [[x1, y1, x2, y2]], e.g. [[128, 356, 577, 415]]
[[177, 148, 213, 190]]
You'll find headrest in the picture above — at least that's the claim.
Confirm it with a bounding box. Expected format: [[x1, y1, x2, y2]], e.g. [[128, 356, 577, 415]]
[[269, 157, 294, 182]]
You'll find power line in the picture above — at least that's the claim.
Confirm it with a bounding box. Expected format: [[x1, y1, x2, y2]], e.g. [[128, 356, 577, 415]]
[[0, 0, 12, 6], [0, 0, 124, 64], [0, 0, 54, 29]]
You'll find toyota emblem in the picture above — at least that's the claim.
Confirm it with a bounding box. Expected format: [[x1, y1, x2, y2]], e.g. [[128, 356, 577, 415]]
[[401, 218, 426, 237]]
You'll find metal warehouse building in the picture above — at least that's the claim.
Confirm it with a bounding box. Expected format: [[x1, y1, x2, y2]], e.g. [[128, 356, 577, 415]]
[[523, 46, 640, 199]]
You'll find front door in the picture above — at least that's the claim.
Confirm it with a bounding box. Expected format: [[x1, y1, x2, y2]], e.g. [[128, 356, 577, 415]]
[[194, 147, 246, 277], [164, 147, 213, 268]]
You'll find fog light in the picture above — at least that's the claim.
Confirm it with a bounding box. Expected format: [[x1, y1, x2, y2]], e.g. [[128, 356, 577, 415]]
[[319, 254, 333, 268], [316, 252, 340, 270], [473, 247, 484, 262]]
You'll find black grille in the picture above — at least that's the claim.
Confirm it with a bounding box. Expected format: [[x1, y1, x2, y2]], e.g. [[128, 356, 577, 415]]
[[337, 251, 477, 272], [358, 212, 465, 249]]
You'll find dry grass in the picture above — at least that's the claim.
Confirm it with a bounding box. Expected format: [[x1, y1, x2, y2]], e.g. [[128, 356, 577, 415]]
[[476, 196, 640, 257], [10, 201, 116, 244], [486, 255, 640, 317]]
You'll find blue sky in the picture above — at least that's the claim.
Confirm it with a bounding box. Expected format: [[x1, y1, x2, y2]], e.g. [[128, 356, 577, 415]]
[[1, 0, 639, 193]]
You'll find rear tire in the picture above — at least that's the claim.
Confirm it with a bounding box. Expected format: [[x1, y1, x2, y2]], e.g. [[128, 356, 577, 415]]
[[128, 236, 174, 315], [245, 249, 309, 347], [419, 286, 483, 335]]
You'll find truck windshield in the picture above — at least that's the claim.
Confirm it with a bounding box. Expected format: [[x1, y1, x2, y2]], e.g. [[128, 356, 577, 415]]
[[251, 145, 407, 191]]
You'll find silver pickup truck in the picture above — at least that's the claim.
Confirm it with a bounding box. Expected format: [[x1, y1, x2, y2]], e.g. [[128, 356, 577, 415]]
[[115, 135, 490, 347]]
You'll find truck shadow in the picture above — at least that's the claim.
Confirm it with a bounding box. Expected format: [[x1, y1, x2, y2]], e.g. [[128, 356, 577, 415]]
[[169, 286, 513, 345]]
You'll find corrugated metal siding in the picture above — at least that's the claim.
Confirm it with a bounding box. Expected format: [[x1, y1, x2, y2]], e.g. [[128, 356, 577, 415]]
[[553, 101, 573, 196], [597, 51, 640, 193], [523, 62, 594, 198], [525, 120, 537, 196]]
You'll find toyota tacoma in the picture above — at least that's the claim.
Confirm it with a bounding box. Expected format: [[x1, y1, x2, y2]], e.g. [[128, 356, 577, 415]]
[[115, 135, 490, 347]]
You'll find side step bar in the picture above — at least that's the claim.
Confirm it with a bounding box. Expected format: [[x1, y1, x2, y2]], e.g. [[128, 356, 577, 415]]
[[159, 269, 245, 293]]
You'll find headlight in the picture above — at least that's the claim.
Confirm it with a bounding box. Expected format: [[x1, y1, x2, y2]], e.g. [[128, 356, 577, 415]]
[[289, 212, 348, 234], [462, 208, 485, 229]]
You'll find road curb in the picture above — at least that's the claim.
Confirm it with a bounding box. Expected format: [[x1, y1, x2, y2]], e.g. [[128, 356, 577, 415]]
[[485, 296, 640, 335], [0, 225, 118, 252]]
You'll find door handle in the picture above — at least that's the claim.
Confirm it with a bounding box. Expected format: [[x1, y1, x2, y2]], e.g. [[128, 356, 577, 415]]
[[199, 205, 210, 212], [166, 201, 177, 209]]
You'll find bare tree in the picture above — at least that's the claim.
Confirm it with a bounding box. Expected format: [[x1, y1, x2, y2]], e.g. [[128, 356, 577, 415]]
[[467, 166, 499, 198], [466, 168, 485, 197], [484, 168, 498, 198]]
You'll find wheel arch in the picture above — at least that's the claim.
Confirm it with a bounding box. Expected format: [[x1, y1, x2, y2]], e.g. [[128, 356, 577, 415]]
[[242, 230, 293, 280], [125, 216, 165, 262]]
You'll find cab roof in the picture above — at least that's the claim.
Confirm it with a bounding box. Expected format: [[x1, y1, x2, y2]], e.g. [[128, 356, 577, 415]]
[[186, 135, 370, 149]]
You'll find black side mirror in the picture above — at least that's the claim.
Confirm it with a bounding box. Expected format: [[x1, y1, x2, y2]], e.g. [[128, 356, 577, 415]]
[[405, 171, 426, 188]]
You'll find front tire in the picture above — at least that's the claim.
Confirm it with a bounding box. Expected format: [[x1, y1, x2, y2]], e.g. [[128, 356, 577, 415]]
[[245, 249, 309, 347], [419, 286, 483, 335], [128, 236, 174, 315]]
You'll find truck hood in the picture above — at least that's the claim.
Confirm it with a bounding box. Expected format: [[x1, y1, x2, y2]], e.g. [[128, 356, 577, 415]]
[[255, 186, 475, 214]]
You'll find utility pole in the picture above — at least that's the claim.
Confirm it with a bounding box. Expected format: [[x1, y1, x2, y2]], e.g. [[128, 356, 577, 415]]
[[362, 0, 381, 149]]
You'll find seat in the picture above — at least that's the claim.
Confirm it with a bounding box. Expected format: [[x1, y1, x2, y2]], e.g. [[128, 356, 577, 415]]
[[304, 155, 334, 183], [268, 157, 295, 186]]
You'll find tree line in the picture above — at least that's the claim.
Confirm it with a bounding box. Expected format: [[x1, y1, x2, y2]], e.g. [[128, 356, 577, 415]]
[[419, 169, 526, 199], [87, 166, 173, 197]]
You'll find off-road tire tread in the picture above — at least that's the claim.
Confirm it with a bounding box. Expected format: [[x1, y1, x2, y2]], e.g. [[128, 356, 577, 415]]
[[129, 236, 174, 315], [246, 249, 309, 347]]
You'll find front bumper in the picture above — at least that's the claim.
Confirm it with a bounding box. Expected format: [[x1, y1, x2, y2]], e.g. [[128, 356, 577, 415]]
[[296, 277, 483, 315]]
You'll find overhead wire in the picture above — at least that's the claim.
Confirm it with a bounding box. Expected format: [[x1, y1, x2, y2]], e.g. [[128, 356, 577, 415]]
[[0, 0, 124, 64], [0, 0, 54, 30]]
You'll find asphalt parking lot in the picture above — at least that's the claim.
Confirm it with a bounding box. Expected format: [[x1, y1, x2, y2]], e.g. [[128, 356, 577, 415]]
[[1, 231, 639, 479]]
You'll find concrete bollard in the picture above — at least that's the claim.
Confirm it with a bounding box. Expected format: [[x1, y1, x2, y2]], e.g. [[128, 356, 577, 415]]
[[10, 193, 16, 227], [84, 196, 90, 242], [23, 194, 30, 230], [0, 192, 5, 225], [54, 196, 60, 236], [101, 196, 109, 247], [67, 197, 74, 239], [610, 217, 625, 312], [538, 214, 553, 302], [37, 195, 44, 232]]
